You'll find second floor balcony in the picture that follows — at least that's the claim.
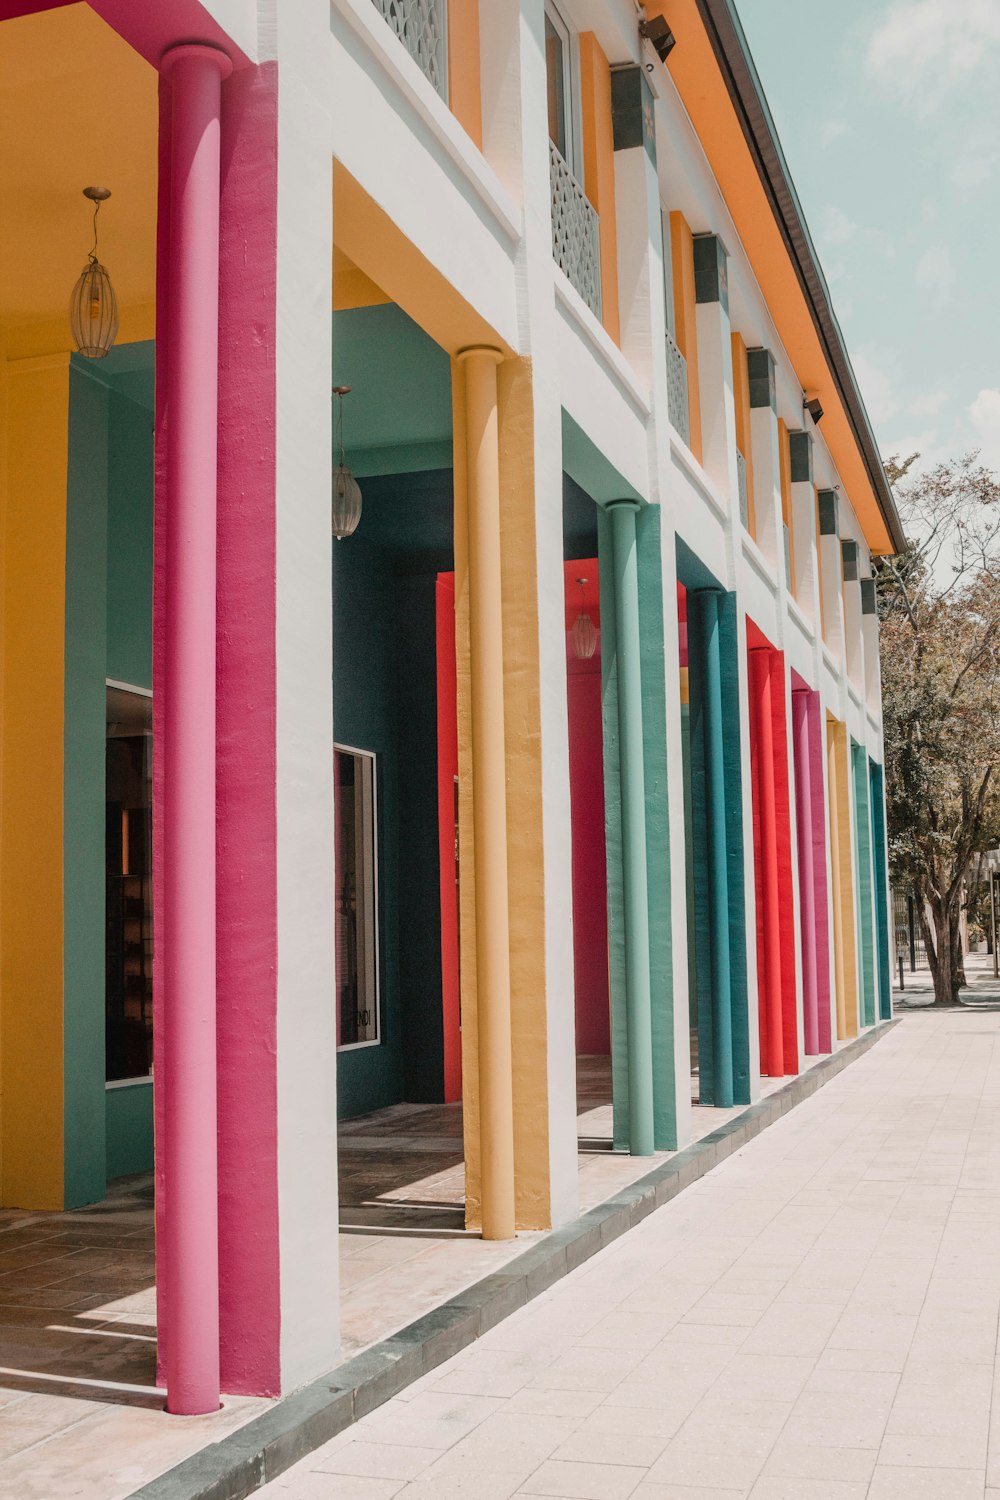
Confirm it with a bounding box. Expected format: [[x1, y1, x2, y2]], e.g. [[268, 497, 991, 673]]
[[371, 0, 448, 100], [549, 141, 602, 320]]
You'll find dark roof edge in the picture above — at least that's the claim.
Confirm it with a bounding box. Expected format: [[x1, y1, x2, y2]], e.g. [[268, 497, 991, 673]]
[[695, 0, 906, 554]]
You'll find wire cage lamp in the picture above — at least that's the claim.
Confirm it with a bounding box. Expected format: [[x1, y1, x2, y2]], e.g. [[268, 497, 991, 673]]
[[571, 577, 597, 660], [69, 186, 119, 360], [332, 385, 363, 540]]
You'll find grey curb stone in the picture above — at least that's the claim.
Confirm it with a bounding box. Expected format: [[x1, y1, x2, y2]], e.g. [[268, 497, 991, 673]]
[[129, 1020, 897, 1500]]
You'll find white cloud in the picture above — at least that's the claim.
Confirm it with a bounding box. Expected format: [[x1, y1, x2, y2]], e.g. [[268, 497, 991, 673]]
[[914, 245, 956, 307], [819, 204, 857, 247], [866, 0, 1000, 108], [820, 118, 849, 146], [969, 388, 1000, 470], [852, 346, 900, 428]]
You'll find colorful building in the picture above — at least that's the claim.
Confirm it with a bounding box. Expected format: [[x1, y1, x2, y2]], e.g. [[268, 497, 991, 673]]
[[0, 0, 900, 1416]]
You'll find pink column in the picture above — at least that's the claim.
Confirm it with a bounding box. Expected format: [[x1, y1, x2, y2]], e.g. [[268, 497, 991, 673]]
[[160, 41, 232, 1418], [751, 648, 784, 1078], [793, 690, 820, 1055]]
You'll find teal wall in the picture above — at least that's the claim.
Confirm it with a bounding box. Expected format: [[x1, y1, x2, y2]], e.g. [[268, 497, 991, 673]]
[[332, 472, 451, 1120], [65, 365, 110, 1207], [66, 354, 154, 1198], [106, 1081, 155, 1178], [106, 391, 153, 690]]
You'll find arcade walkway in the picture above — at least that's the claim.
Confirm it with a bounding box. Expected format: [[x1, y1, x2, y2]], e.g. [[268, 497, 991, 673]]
[[265, 1008, 1000, 1500], [0, 1060, 807, 1495]]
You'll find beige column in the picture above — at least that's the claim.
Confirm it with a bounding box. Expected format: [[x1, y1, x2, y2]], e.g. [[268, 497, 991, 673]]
[[458, 345, 516, 1241]]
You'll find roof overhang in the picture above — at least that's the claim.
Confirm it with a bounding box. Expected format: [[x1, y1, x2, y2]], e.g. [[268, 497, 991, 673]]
[[649, 0, 905, 555]]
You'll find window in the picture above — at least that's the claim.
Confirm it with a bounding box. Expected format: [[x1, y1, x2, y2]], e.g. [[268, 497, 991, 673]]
[[545, 3, 575, 168], [105, 684, 153, 1082], [335, 746, 380, 1049]]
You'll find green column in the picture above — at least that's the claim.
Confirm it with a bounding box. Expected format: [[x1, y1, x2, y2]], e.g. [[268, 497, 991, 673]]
[[699, 590, 734, 1107], [852, 741, 876, 1026], [608, 501, 654, 1155], [869, 759, 892, 1020]]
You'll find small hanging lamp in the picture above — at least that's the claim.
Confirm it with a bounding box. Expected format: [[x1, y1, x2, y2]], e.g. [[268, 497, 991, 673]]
[[69, 186, 119, 359], [571, 577, 597, 660], [332, 385, 363, 540]]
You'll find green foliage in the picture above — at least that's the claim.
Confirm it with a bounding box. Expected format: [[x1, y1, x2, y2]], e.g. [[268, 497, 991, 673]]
[[875, 453, 1000, 999]]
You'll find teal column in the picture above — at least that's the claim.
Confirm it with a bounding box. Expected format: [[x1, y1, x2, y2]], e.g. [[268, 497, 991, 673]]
[[869, 760, 892, 1020], [608, 500, 654, 1155], [699, 590, 734, 1107], [851, 741, 876, 1027]]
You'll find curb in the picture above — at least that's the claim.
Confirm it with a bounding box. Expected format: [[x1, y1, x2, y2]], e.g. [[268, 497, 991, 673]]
[[130, 1020, 898, 1500]]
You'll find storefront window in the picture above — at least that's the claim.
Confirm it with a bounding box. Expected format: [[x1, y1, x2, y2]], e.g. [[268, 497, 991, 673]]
[[335, 746, 379, 1048], [105, 685, 153, 1081]]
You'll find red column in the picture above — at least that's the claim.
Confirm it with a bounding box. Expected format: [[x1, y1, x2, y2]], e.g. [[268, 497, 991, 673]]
[[751, 648, 784, 1078], [159, 41, 232, 1417]]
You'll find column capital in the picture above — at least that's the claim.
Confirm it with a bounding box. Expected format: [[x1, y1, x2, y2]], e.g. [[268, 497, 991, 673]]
[[817, 488, 839, 536], [160, 43, 233, 80], [692, 233, 730, 314], [457, 345, 503, 365], [746, 347, 776, 412], [788, 429, 813, 483], [610, 65, 656, 162]]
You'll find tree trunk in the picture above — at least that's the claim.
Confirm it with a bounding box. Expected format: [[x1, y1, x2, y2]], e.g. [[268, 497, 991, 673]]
[[922, 899, 960, 1005], [952, 914, 967, 989]]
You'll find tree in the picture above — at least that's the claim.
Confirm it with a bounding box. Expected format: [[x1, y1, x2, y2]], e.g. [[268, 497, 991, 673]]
[[876, 453, 1000, 1005]]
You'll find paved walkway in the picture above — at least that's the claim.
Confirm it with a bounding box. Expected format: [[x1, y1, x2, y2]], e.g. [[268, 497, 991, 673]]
[[264, 1010, 1000, 1500]]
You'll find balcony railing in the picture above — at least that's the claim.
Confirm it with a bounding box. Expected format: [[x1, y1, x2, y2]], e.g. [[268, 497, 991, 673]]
[[549, 142, 602, 320], [371, 0, 448, 100], [665, 329, 690, 447], [736, 450, 749, 528]]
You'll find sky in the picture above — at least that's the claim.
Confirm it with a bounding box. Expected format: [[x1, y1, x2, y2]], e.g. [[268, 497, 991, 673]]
[[736, 0, 1000, 478]]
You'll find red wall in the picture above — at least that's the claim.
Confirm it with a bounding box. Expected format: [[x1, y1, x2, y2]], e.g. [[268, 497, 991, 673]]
[[565, 564, 610, 1055]]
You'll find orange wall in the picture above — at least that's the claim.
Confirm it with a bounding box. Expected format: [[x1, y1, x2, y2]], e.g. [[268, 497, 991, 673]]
[[579, 33, 620, 345], [448, 0, 483, 150]]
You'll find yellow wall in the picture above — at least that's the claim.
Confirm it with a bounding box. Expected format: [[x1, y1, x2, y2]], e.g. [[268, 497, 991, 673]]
[[731, 332, 755, 536], [0, 353, 69, 1208], [579, 33, 621, 346], [827, 716, 858, 1041], [670, 211, 702, 461]]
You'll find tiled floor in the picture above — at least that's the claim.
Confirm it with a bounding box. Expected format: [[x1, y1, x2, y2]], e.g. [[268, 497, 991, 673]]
[[0, 1052, 832, 1496], [263, 1008, 1000, 1500]]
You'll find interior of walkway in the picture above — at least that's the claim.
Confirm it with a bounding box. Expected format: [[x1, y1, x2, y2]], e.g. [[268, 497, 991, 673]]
[[0, 1056, 831, 1496]]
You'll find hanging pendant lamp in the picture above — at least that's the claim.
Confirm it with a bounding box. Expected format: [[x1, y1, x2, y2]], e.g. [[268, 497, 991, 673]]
[[332, 385, 363, 539], [571, 577, 597, 660], [69, 186, 119, 359]]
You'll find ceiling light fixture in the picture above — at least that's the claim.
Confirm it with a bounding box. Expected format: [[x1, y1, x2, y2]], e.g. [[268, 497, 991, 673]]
[[571, 577, 597, 660], [69, 186, 119, 359], [639, 15, 676, 64], [332, 385, 363, 540]]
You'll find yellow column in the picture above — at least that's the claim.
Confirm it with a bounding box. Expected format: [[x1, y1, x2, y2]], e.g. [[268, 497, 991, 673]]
[[1, 353, 70, 1208], [826, 716, 858, 1041], [457, 346, 516, 1241]]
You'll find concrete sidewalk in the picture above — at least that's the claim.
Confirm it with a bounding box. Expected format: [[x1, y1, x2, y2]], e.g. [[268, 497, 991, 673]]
[[262, 1010, 1000, 1500]]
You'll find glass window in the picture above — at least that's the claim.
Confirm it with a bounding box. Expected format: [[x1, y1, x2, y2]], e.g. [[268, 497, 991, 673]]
[[105, 685, 153, 1082], [545, 8, 570, 161], [335, 747, 379, 1048]]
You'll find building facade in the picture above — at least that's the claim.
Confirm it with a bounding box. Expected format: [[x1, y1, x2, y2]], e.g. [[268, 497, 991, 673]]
[[0, 0, 900, 1415]]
